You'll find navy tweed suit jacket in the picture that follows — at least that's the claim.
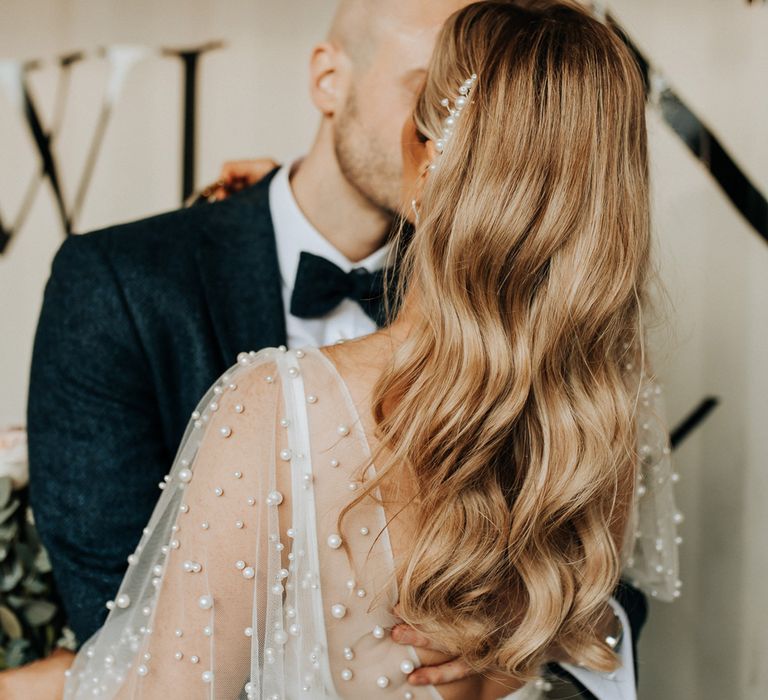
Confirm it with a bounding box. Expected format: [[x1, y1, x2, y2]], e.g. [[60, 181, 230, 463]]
[[28, 170, 287, 644]]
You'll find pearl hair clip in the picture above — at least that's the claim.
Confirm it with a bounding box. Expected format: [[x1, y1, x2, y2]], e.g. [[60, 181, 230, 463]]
[[433, 72, 478, 162]]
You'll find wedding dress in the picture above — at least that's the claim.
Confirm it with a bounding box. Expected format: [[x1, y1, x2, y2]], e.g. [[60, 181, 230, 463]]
[[63, 346, 678, 700]]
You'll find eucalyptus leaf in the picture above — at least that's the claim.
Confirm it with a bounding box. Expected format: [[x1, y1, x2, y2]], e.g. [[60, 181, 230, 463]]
[[0, 559, 24, 592], [24, 600, 57, 626], [0, 479, 12, 509], [0, 500, 20, 525], [5, 638, 31, 668], [33, 547, 52, 574], [0, 605, 23, 639], [0, 521, 18, 543]]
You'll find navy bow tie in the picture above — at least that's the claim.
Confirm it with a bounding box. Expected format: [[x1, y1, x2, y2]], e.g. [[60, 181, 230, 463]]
[[290, 251, 392, 325]]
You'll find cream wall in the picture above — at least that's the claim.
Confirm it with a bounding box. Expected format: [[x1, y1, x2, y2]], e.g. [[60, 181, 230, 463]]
[[1, 2, 767, 699]]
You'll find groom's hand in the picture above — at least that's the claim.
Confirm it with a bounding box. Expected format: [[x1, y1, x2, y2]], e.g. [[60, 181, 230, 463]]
[[0, 647, 73, 699]]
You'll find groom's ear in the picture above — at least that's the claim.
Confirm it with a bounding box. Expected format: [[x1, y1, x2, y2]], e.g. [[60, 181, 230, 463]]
[[309, 42, 350, 117]]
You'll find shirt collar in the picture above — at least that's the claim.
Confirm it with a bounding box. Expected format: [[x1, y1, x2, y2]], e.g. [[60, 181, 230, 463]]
[[269, 162, 393, 292]]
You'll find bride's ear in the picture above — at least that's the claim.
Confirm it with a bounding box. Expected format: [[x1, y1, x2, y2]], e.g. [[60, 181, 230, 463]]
[[414, 140, 439, 198], [426, 140, 438, 165]]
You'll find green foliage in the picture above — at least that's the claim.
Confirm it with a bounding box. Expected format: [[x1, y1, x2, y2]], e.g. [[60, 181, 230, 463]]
[[0, 479, 69, 669]]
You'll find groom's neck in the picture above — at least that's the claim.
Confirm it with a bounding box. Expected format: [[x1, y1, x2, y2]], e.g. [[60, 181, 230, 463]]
[[290, 130, 392, 263]]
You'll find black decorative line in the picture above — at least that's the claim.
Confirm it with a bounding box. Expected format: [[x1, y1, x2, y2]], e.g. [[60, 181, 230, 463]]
[[162, 42, 224, 204], [607, 14, 768, 245], [20, 66, 71, 235], [669, 397, 719, 450]]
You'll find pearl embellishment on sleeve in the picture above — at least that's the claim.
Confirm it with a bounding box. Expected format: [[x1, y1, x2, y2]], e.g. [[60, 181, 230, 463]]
[[331, 604, 347, 619]]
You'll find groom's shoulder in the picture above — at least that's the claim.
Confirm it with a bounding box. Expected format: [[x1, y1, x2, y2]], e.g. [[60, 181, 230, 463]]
[[67, 175, 275, 266]]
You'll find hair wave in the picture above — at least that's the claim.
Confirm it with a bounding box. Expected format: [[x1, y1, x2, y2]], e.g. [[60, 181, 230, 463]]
[[340, 0, 652, 681]]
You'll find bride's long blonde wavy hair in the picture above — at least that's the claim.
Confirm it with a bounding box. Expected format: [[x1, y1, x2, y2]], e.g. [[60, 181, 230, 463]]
[[341, 0, 651, 681]]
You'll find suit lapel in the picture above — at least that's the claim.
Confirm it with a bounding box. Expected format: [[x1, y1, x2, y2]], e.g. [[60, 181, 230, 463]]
[[195, 169, 287, 364]]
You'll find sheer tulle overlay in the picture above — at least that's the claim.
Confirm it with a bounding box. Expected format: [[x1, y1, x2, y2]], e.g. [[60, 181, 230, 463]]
[[63, 346, 678, 699]]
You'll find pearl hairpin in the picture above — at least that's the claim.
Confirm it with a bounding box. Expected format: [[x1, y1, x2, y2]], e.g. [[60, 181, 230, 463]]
[[432, 72, 478, 167]]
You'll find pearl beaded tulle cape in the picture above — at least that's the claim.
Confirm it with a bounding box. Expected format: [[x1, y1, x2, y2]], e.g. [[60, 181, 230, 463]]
[[62, 346, 679, 699], [63, 347, 450, 700]]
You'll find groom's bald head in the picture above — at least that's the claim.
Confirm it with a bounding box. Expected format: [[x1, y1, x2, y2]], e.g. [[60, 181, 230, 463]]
[[311, 0, 470, 214]]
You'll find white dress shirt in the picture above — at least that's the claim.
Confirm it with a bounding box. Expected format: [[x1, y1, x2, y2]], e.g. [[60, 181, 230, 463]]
[[269, 162, 392, 349]]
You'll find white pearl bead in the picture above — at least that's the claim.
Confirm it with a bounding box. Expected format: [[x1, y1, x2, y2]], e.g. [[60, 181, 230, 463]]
[[295, 349, 305, 358], [273, 629, 288, 645], [137, 664, 148, 676], [405, 693, 414, 700], [265, 375, 274, 383], [203, 626, 212, 636], [279, 449, 292, 461], [376, 675, 390, 688], [214, 487, 224, 497], [190, 655, 199, 664], [288, 367, 299, 377], [280, 418, 290, 428], [116, 594, 131, 609], [346, 579, 356, 590], [209, 401, 218, 412], [337, 424, 350, 436], [202, 671, 213, 683], [348, 482, 359, 491], [360, 527, 369, 536], [235, 560, 246, 570], [174, 651, 183, 661], [327, 533, 342, 549], [219, 426, 232, 438], [330, 458, 339, 468], [179, 503, 189, 513], [106, 600, 115, 610], [247, 496, 256, 506], [235, 520, 244, 529], [174, 629, 183, 638], [289, 623, 301, 636], [234, 403, 244, 413], [356, 589, 366, 598], [271, 584, 283, 595], [245, 627, 253, 637], [400, 659, 415, 674], [243, 567, 256, 579], [178, 469, 193, 483], [343, 646, 354, 661], [286, 528, 296, 538], [331, 603, 347, 619], [234, 470, 242, 479], [266, 490, 284, 506], [307, 394, 318, 404], [341, 668, 353, 681], [372, 625, 386, 639], [198, 595, 213, 610], [201, 521, 210, 530]]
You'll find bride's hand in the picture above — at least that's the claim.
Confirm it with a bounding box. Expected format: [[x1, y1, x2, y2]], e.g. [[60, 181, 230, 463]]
[[390, 621, 473, 685], [194, 158, 280, 203]]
